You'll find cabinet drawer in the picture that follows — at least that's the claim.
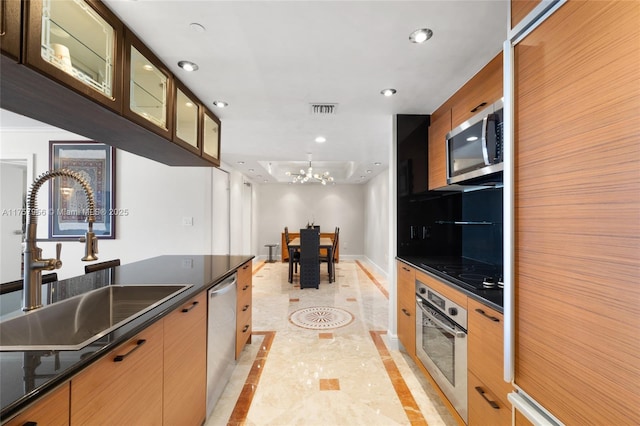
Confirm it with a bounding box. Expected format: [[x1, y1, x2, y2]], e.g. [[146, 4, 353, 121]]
[[397, 261, 415, 288], [71, 320, 164, 425], [236, 309, 252, 358], [468, 298, 512, 405], [468, 371, 511, 426], [5, 382, 70, 426], [415, 270, 467, 309]]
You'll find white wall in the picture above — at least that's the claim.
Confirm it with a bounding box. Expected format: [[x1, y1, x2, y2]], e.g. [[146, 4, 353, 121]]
[[363, 168, 390, 277], [254, 183, 365, 261], [0, 127, 249, 281]]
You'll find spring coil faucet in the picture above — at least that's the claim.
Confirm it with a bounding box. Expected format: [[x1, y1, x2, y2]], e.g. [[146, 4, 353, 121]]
[[23, 169, 99, 311]]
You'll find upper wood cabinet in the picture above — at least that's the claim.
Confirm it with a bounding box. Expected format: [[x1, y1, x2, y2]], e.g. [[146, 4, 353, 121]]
[[428, 108, 451, 190], [202, 108, 222, 166], [173, 82, 202, 155], [0, 0, 21, 61], [123, 28, 174, 139], [450, 52, 503, 129], [23, 0, 124, 113]]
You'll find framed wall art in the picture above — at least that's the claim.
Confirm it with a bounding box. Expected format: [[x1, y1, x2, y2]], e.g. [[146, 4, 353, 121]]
[[49, 141, 116, 239]]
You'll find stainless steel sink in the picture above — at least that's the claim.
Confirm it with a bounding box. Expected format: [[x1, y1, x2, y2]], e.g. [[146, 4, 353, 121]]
[[0, 284, 192, 351]]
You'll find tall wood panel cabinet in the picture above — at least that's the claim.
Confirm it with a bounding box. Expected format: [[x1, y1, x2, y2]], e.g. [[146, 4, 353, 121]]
[[513, 1, 640, 424], [427, 108, 451, 190]]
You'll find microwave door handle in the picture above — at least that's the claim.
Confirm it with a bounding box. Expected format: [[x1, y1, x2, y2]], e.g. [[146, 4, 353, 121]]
[[481, 115, 491, 165]]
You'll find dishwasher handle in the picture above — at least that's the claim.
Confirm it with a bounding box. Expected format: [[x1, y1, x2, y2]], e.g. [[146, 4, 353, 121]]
[[209, 273, 237, 298]]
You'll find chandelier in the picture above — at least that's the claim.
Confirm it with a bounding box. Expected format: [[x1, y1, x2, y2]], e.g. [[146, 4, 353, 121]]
[[286, 161, 334, 185]]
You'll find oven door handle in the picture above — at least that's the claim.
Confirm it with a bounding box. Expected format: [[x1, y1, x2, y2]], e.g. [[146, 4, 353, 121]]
[[416, 298, 466, 338]]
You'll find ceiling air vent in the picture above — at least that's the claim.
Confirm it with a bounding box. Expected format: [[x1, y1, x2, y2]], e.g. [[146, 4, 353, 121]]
[[310, 103, 338, 115]]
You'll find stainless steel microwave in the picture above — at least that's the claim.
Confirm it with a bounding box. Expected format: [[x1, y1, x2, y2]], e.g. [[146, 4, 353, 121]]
[[446, 99, 503, 185]]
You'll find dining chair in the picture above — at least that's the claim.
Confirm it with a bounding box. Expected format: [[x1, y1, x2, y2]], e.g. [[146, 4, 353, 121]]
[[284, 227, 300, 282], [299, 228, 320, 289], [85, 259, 121, 274], [0, 273, 58, 295], [320, 227, 339, 282]]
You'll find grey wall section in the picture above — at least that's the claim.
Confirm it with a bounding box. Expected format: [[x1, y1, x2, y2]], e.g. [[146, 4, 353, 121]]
[[254, 183, 366, 261], [364, 169, 390, 276]]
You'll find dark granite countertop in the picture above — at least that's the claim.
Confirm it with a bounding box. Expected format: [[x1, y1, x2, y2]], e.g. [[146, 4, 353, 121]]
[[397, 256, 503, 313], [0, 254, 253, 422]]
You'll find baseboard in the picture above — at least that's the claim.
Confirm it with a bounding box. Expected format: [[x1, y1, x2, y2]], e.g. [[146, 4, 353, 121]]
[[361, 256, 389, 280]]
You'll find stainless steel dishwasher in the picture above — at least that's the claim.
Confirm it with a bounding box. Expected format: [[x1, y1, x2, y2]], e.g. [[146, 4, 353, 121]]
[[206, 272, 237, 418]]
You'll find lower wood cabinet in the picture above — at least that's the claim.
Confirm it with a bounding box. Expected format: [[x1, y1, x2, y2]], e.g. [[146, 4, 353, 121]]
[[468, 371, 511, 426], [71, 320, 164, 425], [163, 291, 207, 426], [467, 298, 512, 425], [4, 382, 70, 426], [396, 261, 416, 357], [236, 261, 252, 359]]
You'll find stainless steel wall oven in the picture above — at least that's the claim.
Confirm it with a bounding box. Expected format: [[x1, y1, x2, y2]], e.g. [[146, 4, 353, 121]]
[[415, 279, 468, 422]]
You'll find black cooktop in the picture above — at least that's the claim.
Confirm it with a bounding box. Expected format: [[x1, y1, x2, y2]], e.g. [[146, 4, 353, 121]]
[[419, 257, 503, 291]]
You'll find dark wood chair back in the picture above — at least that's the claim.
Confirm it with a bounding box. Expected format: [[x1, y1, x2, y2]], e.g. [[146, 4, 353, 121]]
[[85, 259, 121, 274]]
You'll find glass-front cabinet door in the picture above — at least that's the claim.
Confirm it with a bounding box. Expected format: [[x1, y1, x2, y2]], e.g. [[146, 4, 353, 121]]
[[173, 83, 200, 155], [25, 0, 123, 112], [124, 29, 173, 139], [202, 109, 221, 166], [1, 0, 21, 61]]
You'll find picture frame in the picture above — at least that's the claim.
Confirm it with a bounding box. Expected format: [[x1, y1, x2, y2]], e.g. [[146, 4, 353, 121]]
[[49, 141, 116, 239]]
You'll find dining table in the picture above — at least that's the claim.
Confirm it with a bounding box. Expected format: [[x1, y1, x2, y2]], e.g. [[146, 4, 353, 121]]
[[287, 237, 334, 284]]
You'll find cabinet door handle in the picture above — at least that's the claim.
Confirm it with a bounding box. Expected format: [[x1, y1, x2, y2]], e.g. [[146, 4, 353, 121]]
[[242, 304, 250, 312], [470, 101, 487, 113], [242, 285, 250, 291], [242, 325, 250, 333], [23, 422, 38, 426], [401, 308, 411, 317], [475, 308, 500, 322], [182, 301, 199, 313], [114, 339, 146, 362], [402, 266, 410, 272], [475, 386, 500, 409], [243, 264, 250, 270]]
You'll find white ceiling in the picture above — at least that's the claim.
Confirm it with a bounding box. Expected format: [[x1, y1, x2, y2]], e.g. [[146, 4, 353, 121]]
[[2, 1, 508, 184]]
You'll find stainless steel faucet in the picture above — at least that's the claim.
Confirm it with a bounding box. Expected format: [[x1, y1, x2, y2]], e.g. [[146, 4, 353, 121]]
[[22, 169, 99, 311]]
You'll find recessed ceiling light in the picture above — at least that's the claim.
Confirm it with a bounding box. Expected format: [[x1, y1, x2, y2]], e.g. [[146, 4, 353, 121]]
[[190, 22, 206, 33], [213, 100, 228, 108], [374, 162, 382, 166], [177, 60, 199, 72], [315, 136, 326, 143], [248, 168, 254, 172], [409, 28, 433, 44], [366, 170, 372, 173], [381, 88, 397, 97], [237, 161, 245, 165]]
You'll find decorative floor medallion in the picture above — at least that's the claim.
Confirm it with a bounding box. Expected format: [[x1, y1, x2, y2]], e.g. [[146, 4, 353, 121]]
[[289, 306, 354, 330]]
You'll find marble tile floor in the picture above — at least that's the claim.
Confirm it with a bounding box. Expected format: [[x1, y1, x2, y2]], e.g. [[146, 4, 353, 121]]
[[205, 260, 457, 426]]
